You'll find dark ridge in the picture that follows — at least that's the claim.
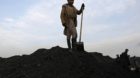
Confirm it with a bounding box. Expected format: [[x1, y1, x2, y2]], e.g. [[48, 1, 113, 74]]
[[0, 46, 139, 78]]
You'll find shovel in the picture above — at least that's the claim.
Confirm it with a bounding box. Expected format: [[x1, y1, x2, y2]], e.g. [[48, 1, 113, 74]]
[[76, 10, 85, 52]]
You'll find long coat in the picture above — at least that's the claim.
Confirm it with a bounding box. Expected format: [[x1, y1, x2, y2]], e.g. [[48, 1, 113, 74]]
[[60, 4, 82, 37]]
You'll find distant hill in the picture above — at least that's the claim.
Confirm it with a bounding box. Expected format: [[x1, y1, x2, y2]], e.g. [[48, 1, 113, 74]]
[[0, 46, 139, 78]]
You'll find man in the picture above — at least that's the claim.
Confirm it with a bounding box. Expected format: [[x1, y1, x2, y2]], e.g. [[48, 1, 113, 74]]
[[60, 0, 85, 50], [120, 49, 130, 70]]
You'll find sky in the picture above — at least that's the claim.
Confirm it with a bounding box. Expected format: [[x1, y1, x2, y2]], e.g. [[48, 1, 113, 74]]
[[0, 0, 139, 58]]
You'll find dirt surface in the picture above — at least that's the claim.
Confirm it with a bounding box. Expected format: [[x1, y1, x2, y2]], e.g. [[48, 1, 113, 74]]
[[0, 46, 139, 78]]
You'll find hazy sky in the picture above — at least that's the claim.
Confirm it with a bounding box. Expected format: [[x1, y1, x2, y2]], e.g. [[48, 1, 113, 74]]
[[0, 0, 139, 57]]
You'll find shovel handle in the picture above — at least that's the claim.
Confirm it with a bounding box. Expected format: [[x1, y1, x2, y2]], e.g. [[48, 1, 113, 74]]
[[79, 11, 83, 42]]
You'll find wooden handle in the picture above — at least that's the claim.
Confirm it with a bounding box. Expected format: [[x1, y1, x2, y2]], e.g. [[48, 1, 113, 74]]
[[79, 11, 83, 42]]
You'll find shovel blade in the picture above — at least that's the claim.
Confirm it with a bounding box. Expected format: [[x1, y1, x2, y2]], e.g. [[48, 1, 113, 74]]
[[76, 42, 85, 52]]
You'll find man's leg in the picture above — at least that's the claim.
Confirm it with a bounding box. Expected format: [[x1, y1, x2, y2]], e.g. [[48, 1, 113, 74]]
[[67, 36, 71, 50], [72, 33, 77, 50]]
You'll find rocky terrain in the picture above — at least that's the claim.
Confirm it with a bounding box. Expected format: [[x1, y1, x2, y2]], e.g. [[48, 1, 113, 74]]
[[0, 46, 139, 78]]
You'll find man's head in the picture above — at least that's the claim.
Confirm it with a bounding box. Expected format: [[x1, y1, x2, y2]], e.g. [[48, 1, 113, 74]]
[[67, 0, 74, 5]]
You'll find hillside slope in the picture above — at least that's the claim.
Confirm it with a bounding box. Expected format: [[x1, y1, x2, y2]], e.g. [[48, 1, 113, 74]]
[[0, 46, 139, 78]]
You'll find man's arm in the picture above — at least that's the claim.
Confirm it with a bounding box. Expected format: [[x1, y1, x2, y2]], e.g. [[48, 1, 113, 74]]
[[60, 5, 67, 27], [77, 3, 85, 15]]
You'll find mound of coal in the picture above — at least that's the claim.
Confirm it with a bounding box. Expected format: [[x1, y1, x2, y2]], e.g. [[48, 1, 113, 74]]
[[0, 46, 139, 78]]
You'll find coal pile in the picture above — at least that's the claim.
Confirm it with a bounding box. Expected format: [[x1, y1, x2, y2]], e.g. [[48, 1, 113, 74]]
[[0, 46, 139, 78]]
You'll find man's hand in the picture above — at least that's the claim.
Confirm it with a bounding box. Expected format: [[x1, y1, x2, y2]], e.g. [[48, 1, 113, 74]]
[[81, 3, 85, 10], [63, 23, 66, 27]]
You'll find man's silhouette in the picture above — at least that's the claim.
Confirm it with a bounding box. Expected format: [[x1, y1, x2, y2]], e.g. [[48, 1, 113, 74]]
[[120, 49, 130, 70], [60, 0, 85, 50]]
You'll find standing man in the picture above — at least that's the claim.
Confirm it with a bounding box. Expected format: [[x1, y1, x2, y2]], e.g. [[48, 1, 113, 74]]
[[60, 0, 85, 50]]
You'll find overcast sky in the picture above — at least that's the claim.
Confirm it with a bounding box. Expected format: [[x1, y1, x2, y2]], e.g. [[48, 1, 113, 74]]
[[0, 0, 139, 58]]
